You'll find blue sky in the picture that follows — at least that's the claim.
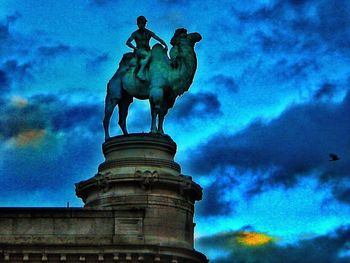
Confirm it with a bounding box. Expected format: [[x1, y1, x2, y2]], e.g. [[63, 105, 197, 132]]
[[1, 0, 350, 262]]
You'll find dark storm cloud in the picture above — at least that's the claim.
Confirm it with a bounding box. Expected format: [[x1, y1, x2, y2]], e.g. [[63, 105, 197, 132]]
[[0, 12, 30, 58], [0, 19, 13, 51], [35, 94, 102, 133], [0, 105, 45, 140], [313, 83, 337, 101], [274, 58, 319, 81], [0, 70, 9, 91], [2, 59, 32, 80], [157, 0, 186, 4], [86, 53, 110, 72], [236, 0, 350, 53], [0, 94, 102, 140], [0, 22, 9, 41], [196, 178, 236, 217], [205, 1, 350, 100], [197, 225, 350, 263], [288, 0, 309, 6], [236, 1, 302, 23], [37, 44, 72, 57], [189, 91, 350, 200], [6, 12, 21, 24], [0, 130, 102, 201], [0, 59, 32, 93], [52, 104, 101, 132], [37, 42, 103, 67], [171, 92, 222, 121], [89, 0, 118, 6], [207, 75, 239, 93], [219, 51, 240, 63], [0, 94, 103, 199], [252, 29, 300, 54], [0, 12, 20, 41], [332, 186, 350, 205], [312, 1, 350, 51], [88, 53, 109, 65], [209, 2, 324, 87]]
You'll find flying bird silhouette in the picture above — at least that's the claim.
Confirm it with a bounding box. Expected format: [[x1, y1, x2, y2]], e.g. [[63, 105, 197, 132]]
[[329, 153, 340, 161]]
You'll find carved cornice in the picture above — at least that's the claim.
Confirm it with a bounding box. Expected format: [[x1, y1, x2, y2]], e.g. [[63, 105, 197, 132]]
[[98, 158, 181, 173], [0, 244, 208, 263], [75, 173, 203, 206], [103, 133, 177, 157]]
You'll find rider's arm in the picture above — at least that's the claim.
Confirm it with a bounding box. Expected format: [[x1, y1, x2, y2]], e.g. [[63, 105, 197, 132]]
[[126, 33, 137, 50], [151, 32, 168, 50]]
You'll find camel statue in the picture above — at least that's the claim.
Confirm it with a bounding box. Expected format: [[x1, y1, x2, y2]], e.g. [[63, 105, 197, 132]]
[[103, 28, 202, 140]]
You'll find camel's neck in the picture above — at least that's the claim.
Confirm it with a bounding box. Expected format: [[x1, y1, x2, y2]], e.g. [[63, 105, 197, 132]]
[[170, 45, 197, 96]]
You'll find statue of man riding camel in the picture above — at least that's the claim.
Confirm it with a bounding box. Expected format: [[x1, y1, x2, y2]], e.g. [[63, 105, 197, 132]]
[[103, 16, 202, 140]]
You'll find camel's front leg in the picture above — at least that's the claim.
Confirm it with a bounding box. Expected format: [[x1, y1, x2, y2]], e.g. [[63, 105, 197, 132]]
[[150, 101, 158, 133], [157, 115, 164, 134], [149, 87, 163, 133], [157, 106, 168, 134]]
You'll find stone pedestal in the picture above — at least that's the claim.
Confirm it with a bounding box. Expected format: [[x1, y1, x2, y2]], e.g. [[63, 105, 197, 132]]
[[75, 133, 208, 263]]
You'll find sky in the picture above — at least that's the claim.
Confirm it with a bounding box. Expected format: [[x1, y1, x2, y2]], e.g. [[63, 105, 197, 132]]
[[0, 0, 350, 262]]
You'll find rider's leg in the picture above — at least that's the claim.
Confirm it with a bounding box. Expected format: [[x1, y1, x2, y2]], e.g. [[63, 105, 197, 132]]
[[137, 50, 151, 81]]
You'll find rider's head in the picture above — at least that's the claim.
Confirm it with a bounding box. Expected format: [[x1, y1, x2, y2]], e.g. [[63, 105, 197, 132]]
[[137, 16, 147, 29]]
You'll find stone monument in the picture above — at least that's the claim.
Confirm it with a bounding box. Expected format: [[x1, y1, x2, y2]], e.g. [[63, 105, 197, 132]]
[[0, 17, 208, 263], [103, 18, 202, 138], [74, 133, 207, 262]]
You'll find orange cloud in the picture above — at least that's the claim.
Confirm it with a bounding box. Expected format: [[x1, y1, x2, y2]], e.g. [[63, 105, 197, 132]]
[[15, 129, 46, 146], [236, 231, 274, 246], [11, 95, 28, 108]]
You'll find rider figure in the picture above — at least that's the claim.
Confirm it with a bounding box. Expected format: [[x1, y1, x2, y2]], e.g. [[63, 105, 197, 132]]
[[126, 16, 168, 81]]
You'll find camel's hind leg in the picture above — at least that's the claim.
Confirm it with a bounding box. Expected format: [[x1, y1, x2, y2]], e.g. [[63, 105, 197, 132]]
[[150, 100, 158, 133], [149, 87, 164, 133], [103, 96, 118, 141], [118, 92, 133, 135]]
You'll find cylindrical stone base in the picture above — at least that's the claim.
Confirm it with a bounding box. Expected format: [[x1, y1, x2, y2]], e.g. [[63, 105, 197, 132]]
[[75, 133, 208, 263]]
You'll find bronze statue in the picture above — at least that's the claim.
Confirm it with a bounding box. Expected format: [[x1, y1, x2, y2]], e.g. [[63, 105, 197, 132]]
[[103, 19, 202, 140]]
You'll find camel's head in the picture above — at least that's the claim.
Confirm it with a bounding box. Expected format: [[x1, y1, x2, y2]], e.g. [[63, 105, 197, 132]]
[[187, 32, 202, 45], [171, 28, 202, 47]]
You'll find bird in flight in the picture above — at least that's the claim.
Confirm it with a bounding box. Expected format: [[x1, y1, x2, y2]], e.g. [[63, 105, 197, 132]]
[[329, 153, 340, 161]]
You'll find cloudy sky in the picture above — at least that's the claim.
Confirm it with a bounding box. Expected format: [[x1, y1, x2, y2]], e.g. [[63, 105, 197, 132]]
[[1, 0, 350, 262]]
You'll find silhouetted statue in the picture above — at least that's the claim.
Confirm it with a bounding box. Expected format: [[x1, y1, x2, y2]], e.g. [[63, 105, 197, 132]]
[[103, 21, 202, 140]]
